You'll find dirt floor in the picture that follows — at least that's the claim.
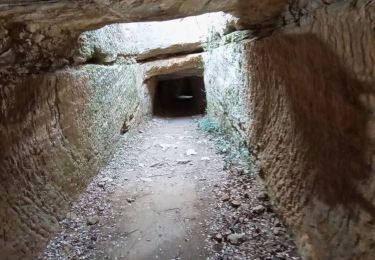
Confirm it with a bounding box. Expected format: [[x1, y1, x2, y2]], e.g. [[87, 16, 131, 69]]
[[40, 117, 300, 260]]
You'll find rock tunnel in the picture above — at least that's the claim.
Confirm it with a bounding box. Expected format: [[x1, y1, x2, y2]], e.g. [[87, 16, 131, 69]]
[[0, 0, 375, 259]]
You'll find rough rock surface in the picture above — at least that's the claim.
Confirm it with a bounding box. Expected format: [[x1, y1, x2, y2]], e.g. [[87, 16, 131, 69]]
[[0, 64, 142, 259], [203, 1, 375, 258], [0, 39, 209, 259], [0, 11, 240, 257], [247, 2, 375, 259], [203, 42, 251, 147], [0, 0, 285, 31]]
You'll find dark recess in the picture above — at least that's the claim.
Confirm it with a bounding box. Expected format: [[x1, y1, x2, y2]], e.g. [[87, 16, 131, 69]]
[[153, 76, 206, 117]]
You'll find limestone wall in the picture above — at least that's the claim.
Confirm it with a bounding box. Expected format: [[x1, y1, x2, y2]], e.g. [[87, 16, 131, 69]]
[[247, 2, 375, 258], [1, 45, 203, 258], [203, 42, 251, 144], [203, 1, 375, 258], [0, 64, 141, 259]]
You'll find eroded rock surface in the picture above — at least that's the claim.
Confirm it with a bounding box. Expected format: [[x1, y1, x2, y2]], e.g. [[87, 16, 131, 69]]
[[203, 1, 375, 258], [0, 64, 142, 259], [0, 0, 285, 31], [247, 2, 375, 259]]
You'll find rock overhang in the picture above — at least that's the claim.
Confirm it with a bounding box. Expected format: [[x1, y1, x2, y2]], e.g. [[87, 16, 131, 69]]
[[0, 0, 290, 32]]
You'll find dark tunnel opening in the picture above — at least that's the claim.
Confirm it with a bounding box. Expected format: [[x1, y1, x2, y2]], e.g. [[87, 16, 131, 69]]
[[153, 76, 207, 117]]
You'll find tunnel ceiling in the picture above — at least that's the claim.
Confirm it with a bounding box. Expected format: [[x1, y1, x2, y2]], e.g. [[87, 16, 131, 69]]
[[0, 0, 342, 81], [0, 0, 294, 81], [0, 0, 290, 32]]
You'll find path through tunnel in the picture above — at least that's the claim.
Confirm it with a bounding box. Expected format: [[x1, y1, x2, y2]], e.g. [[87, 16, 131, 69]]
[[152, 76, 206, 117], [4, 2, 371, 259]]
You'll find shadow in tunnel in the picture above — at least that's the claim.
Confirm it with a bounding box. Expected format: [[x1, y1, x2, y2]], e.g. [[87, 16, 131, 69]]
[[153, 76, 206, 117], [250, 32, 375, 219]]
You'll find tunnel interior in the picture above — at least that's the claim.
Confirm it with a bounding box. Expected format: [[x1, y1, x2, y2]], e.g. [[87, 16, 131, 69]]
[[152, 76, 206, 117]]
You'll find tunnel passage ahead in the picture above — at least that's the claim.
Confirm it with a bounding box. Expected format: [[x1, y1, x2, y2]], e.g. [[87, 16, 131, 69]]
[[153, 76, 206, 117]]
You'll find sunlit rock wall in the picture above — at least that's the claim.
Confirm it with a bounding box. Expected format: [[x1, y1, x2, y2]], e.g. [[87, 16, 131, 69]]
[[76, 12, 237, 64], [203, 41, 251, 145], [0, 64, 141, 259]]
